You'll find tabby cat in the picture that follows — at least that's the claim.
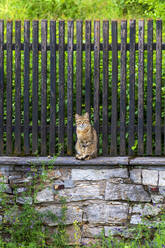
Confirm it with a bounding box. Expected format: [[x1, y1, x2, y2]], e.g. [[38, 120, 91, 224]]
[[75, 112, 97, 160]]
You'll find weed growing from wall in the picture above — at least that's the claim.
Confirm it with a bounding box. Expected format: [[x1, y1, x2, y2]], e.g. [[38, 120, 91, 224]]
[[0, 158, 69, 248]]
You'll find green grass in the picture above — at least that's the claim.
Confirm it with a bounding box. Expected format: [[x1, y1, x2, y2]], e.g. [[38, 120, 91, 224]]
[[0, 0, 165, 21]]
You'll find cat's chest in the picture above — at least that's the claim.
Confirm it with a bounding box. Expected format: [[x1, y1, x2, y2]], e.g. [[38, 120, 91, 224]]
[[77, 128, 91, 140]]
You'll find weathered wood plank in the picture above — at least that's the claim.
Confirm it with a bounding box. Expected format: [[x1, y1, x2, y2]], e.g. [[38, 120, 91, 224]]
[[138, 20, 144, 155], [24, 21, 30, 155], [0, 20, 4, 154], [32, 20, 39, 154], [67, 20, 74, 155], [85, 21, 91, 117], [146, 20, 153, 155], [58, 20, 65, 155], [110, 20, 118, 156], [102, 20, 109, 156], [6, 21, 13, 155], [41, 20, 47, 155], [155, 19, 162, 155], [128, 20, 136, 155], [120, 20, 127, 155], [14, 20, 21, 154], [49, 20, 56, 155], [94, 20, 100, 148], [76, 20, 82, 115]]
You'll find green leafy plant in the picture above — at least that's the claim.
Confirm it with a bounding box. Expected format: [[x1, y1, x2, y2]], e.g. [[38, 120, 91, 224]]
[[0, 159, 69, 248]]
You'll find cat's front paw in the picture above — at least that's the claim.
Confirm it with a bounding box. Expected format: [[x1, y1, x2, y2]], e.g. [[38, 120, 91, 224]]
[[75, 154, 83, 160], [84, 155, 90, 160]]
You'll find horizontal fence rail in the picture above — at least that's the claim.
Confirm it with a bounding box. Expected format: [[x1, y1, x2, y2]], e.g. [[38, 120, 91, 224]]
[[0, 19, 164, 156]]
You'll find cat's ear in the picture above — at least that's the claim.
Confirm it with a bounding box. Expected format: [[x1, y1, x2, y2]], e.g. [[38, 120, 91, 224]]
[[75, 113, 80, 120], [84, 112, 89, 119]]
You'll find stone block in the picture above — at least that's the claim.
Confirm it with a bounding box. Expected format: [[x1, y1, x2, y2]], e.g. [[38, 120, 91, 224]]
[[130, 203, 162, 216], [37, 204, 82, 226], [159, 186, 165, 196], [14, 187, 27, 194], [0, 184, 12, 194], [82, 225, 103, 238], [66, 225, 81, 245], [105, 182, 151, 202], [47, 170, 62, 180], [0, 173, 8, 183], [0, 166, 14, 173], [63, 179, 74, 188], [84, 202, 128, 224], [159, 171, 165, 186], [151, 194, 164, 203], [10, 176, 33, 185], [130, 215, 142, 224], [71, 168, 128, 181], [142, 170, 158, 186], [104, 226, 133, 238], [81, 238, 99, 246], [16, 196, 32, 205], [36, 187, 54, 203], [56, 182, 104, 202], [130, 169, 142, 184]]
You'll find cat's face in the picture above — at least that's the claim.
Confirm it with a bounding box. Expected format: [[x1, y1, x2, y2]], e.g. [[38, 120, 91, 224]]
[[75, 112, 90, 130]]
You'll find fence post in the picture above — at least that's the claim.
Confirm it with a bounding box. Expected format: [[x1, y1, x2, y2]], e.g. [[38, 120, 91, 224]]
[[32, 20, 39, 155], [6, 21, 13, 155], [110, 20, 118, 156], [138, 20, 144, 155]]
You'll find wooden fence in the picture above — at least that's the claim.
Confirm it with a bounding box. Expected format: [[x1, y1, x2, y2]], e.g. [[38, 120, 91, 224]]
[[0, 19, 164, 156]]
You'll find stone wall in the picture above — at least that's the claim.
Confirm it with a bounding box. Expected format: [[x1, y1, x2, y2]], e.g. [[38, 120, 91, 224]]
[[0, 158, 165, 245]]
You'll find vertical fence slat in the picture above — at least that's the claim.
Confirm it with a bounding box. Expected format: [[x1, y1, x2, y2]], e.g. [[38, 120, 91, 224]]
[[49, 20, 56, 155], [67, 21, 74, 155], [146, 20, 153, 155], [41, 20, 47, 156], [59, 20, 65, 155], [120, 20, 127, 156], [32, 20, 39, 154], [85, 21, 91, 117], [6, 21, 13, 155], [76, 20, 82, 115], [14, 21, 21, 154], [155, 19, 162, 155], [0, 20, 4, 154], [110, 21, 118, 156], [138, 20, 144, 155], [128, 20, 136, 155], [24, 21, 30, 155], [94, 20, 100, 148], [102, 20, 109, 156]]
